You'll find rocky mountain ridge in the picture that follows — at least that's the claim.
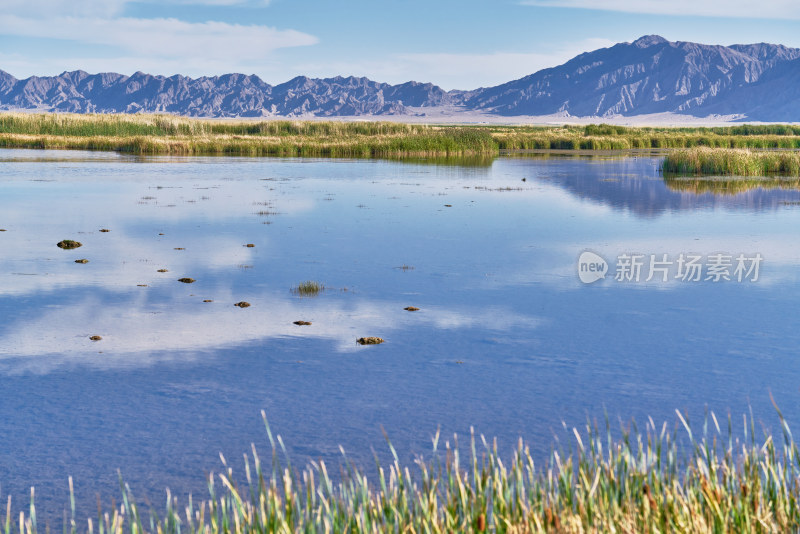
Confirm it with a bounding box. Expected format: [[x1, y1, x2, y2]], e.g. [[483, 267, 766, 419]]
[[1, 35, 798, 120]]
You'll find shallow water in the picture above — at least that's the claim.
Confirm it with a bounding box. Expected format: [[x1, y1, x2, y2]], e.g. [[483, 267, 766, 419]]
[[2, 149, 800, 520]]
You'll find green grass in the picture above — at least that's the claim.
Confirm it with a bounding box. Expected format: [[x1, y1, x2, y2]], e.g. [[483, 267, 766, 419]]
[[292, 281, 324, 297], [493, 124, 800, 151], [663, 147, 800, 177], [6, 114, 800, 160], [0, 113, 497, 158], [8, 407, 800, 533]]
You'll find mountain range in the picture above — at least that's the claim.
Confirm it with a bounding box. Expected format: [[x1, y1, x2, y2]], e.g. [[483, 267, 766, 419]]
[[1, 35, 799, 121]]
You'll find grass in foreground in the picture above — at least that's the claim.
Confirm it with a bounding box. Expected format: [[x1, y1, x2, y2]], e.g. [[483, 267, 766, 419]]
[[7, 407, 800, 533], [663, 147, 800, 177]]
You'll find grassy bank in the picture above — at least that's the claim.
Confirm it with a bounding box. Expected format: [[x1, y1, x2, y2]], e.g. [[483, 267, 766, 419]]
[[0, 113, 496, 157], [663, 147, 800, 176], [5, 113, 800, 159], [7, 409, 800, 533], [492, 123, 800, 151]]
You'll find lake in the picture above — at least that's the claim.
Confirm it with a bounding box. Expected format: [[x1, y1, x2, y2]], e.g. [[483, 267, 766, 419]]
[[1, 148, 799, 521]]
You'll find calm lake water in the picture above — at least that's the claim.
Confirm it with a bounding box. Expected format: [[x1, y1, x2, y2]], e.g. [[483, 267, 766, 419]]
[[2, 148, 800, 520]]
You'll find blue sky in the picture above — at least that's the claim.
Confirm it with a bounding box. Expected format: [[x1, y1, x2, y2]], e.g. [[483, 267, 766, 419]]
[[1, 0, 799, 90]]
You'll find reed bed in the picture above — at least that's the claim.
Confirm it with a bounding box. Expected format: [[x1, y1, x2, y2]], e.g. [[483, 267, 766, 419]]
[[493, 125, 800, 151], [663, 147, 800, 177], [6, 407, 800, 533], [0, 113, 496, 157], [5, 113, 800, 159]]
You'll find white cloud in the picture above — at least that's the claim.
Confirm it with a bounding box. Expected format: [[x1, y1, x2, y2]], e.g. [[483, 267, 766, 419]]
[[0, 35, 612, 87], [160, 0, 272, 4], [397, 39, 615, 89], [0, 0, 312, 79], [293, 39, 616, 90], [2, 0, 128, 17], [520, 0, 800, 20], [0, 15, 316, 65], [3, 0, 270, 16]]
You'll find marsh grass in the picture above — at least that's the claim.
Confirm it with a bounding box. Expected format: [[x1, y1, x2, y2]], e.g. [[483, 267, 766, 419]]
[[494, 124, 800, 151], [0, 113, 496, 158], [7, 114, 800, 160], [8, 407, 800, 533], [292, 281, 324, 297], [663, 147, 800, 177]]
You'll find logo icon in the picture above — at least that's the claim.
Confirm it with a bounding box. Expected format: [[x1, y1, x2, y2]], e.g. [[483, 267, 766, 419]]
[[577, 251, 608, 284]]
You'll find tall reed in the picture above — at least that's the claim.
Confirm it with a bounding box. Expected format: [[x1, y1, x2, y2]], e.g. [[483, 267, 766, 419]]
[[663, 147, 800, 176], [4, 114, 800, 159], [5, 407, 800, 533]]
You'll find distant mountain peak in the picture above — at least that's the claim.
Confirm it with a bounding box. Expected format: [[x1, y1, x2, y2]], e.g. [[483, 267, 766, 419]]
[[467, 35, 800, 120], [0, 36, 798, 120], [632, 35, 669, 48]]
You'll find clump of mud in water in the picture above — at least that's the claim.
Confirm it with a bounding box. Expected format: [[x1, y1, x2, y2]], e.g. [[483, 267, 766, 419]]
[[357, 337, 384, 345]]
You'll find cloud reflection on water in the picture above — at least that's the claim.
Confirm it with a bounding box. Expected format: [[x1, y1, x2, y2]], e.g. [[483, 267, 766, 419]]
[[0, 288, 540, 373]]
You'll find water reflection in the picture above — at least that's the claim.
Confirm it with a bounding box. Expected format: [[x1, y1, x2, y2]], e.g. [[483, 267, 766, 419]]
[[4, 149, 800, 522], [515, 157, 800, 216], [0, 287, 538, 372], [664, 175, 800, 195]]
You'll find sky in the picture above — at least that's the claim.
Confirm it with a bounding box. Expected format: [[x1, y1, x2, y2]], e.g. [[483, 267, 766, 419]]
[[0, 0, 799, 90]]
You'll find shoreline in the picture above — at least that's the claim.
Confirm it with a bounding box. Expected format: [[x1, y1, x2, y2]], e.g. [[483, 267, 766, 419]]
[[1, 113, 800, 175]]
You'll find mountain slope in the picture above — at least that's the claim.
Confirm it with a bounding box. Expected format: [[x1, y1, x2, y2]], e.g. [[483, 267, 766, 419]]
[[0, 35, 798, 120], [467, 35, 800, 119], [0, 70, 459, 117]]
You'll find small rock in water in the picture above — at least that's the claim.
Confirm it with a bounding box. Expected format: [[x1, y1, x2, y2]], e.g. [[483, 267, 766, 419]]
[[294, 320, 312, 326], [57, 240, 82, 249], [0, 229, 6, 232], [357, 337, 384, 345], [178, 278, 195, 283], [203, 299, 213, 303], [99, 229, 110, 233], [174, 247, 185, 250], [234, 301, 251, 308], [89, 335, 102, 341], [74, 259, 89, 264], [157, 269, 169, 273], [404, 306, 420, 311], [137, 284, 148, 287]]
